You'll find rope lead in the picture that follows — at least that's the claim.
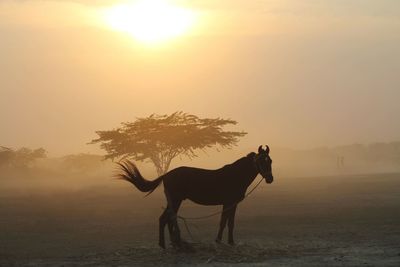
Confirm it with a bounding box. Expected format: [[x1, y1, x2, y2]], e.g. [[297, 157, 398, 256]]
[[167, 176, 265, 241]]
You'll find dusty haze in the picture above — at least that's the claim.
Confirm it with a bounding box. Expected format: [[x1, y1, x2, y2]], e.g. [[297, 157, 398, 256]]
[[1, 0, 400, 156]]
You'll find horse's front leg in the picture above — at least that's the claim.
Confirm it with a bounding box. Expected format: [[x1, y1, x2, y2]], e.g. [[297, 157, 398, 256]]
[[227, 204, 238, 245], [216, 204, 229, 243]]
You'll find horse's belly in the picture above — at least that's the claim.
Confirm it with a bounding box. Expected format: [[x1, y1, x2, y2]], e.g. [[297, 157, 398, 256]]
[[186, 195, 224, 206], [184, 187, 243, 206]]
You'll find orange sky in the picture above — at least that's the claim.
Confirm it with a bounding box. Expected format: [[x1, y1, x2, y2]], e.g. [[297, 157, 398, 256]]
[[1, 0, 400, 156]]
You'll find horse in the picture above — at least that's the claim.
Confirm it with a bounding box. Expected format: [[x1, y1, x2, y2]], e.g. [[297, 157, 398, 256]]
[[117, 145, 274, 248]]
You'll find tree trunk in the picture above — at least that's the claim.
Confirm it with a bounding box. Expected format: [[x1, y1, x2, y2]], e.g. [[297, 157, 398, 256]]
[[151, 150, 177, 176]]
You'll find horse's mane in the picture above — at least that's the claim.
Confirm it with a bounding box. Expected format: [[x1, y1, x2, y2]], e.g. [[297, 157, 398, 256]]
[[247, 152, 256, 158], [219, 152, 255, 172]]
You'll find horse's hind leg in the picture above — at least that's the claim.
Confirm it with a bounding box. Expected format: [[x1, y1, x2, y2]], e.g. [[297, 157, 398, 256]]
[[169, 199, 182, 246], [165, 190, 182, 246], [158, 207, 169, 249]]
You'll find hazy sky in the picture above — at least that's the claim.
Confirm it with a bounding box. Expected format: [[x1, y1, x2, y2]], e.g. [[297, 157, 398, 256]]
[[1, 0, 399, 156]]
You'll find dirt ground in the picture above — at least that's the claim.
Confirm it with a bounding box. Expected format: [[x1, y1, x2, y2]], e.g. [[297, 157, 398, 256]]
[[1, 172, 400, 266]]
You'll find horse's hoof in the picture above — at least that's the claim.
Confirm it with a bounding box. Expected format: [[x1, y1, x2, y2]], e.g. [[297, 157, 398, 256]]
[[215, 238, 222, 244], [172, 240, 195, 253], [228, 241, 235, 246], [159, 242, 166, 249], [171, 241, 182, 249]]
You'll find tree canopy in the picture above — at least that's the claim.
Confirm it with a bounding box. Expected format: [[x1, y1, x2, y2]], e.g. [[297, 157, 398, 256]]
[[89, 112, 247, 175]]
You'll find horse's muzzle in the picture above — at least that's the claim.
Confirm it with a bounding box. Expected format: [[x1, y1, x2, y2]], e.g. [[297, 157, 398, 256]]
[[265, 176, 273, 184]]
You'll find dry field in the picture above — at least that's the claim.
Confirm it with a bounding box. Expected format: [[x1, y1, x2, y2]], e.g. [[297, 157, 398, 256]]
[[1, 171, 399, 266]]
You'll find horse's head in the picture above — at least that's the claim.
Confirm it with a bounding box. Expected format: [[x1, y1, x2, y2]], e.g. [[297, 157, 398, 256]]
[[255, 145, 273, 184]]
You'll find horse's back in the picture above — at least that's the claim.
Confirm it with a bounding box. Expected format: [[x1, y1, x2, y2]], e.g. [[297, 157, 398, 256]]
[[162, 166, 245, 205], [164, 166, 231, 182], [163, 166, 222, 186]]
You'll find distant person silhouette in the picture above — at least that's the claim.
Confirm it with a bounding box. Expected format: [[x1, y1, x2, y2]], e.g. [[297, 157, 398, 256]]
[[337, 156, 345, 169]]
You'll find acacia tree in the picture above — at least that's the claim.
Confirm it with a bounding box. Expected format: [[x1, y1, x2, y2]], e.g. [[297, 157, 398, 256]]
[[89, 112, 247, 175]]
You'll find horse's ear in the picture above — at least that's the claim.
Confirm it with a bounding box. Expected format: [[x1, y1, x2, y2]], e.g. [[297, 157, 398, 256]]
[[265, 145, 270, 154], [258, 145, 263, 153]]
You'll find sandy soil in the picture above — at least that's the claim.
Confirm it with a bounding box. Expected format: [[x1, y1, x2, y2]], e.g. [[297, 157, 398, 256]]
[[1, 172, 399, 266]]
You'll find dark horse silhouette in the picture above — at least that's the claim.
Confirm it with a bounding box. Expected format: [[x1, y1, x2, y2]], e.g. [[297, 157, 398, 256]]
[[117, 145, 273, 248]]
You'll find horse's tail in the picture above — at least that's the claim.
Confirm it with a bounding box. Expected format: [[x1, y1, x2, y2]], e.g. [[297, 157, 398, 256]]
[[116, 160, 163, 196]]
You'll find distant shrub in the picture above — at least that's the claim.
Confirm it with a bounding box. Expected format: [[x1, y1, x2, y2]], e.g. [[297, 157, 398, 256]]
[[0, 146, 46, 169], [60, 153, 105, 173]]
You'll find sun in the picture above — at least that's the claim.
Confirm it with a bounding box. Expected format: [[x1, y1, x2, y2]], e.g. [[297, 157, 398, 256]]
[[103, 0, 197, 44]]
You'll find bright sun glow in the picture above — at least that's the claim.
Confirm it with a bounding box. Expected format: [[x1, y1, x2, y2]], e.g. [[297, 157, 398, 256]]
[[103, 0, 197, 44]]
